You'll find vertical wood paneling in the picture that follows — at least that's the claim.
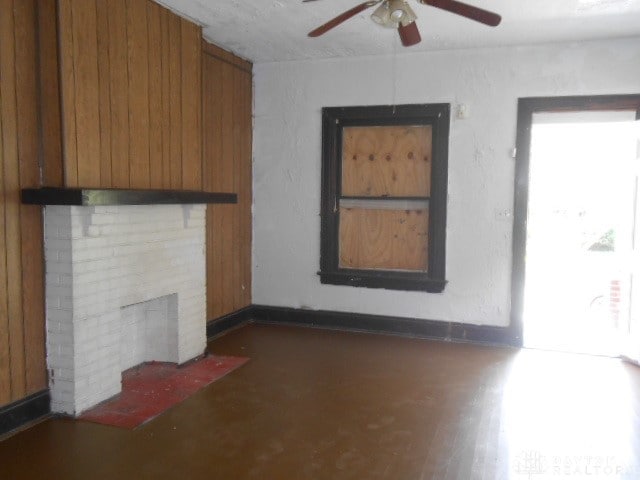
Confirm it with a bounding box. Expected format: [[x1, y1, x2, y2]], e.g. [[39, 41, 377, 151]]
[[0, 62, 9, 406], [0, 0, 26, 400], [202, 43, 253, 319], [18, 210, 45, 395], [220, 62, 235, 315], [180, 19, 201, 190], [72, 1, 101, 187], [241, 71, 253, 307], [1, 0, 53, 405], [232, 66, 242, 310], [147, 1, 163, 189], [203, 57, 223, 320], [159, 8, 171, 188], [37, 0, 63, 187], [57, 0, 78, 186], [14, 0, 46, 393], [96, 0, 112, 187], [168, 14, 182, 189], [126, 0, 150, 188], [56, 0, 204, 192], [13, 0, 40, 187], [107, 0, 130, 188]]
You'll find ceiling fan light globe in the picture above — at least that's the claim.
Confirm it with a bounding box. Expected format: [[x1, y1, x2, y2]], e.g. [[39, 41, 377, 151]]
[[387, 0, 407, 23], [399, 3, 417, 26], [371, 2, 400, 28], [370, 3, 391, 25], [390, 9, 404, 21]]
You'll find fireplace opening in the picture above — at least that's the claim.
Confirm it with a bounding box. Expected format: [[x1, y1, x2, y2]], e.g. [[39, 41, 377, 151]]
[[120, 294, 178, 371]]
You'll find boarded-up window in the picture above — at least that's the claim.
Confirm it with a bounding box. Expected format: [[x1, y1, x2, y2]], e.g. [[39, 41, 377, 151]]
[[339, 125, 431, 272], [320, 105, 449, 292]]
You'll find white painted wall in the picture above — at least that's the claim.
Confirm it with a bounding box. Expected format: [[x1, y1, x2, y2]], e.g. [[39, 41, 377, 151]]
[[252, 38, 640, 327]]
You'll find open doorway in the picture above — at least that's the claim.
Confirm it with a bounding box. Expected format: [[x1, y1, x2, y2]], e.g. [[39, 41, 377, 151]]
[[511, 96, 640, 357]]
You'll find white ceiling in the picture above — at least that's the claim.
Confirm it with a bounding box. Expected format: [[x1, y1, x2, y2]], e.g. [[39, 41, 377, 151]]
[[156, 0, 640, 63]]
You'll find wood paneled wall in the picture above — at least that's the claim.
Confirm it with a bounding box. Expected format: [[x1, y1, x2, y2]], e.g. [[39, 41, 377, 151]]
[[57, 0, 254, 319], [0, 0, 48, 405], [0, 0, 252, 409], [202, 43, 253, 320], [56, 0, 202, 190]]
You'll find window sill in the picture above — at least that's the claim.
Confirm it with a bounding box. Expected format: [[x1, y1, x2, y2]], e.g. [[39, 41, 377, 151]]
[[318, 271, 446, 293]]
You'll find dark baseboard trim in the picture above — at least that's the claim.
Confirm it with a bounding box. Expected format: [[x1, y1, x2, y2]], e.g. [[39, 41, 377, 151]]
[[206, 305, 254, 339], [207, 304, 518, 347], [0, 390, 50, 437], [251, 305, 517, 346]]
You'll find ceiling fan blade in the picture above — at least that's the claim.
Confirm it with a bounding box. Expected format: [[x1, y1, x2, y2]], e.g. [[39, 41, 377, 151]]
[[398, 21, 421, 47], [308, 1, 382, 37], [421, 0, 501, 26]]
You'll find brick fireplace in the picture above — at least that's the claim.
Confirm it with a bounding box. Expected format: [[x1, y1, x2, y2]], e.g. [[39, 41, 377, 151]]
[[43, 203, 207, 415]]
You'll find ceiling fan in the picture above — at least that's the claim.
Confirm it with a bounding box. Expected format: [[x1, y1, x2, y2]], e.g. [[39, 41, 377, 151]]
[[305, 0, 501, 47]]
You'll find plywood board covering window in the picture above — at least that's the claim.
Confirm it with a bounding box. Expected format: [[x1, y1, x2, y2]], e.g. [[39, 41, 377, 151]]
[[339, 125, 432, 272], [341, 125, 432, 197], [339, 207, 429, 271], [320, 104, 449, 292]]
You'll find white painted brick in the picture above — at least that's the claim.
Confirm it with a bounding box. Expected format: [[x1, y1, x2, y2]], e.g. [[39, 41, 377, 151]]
[[45, 238, 72, 252], [46, 273, 61, 286], [86, 225, 103, 237], [46, 331, 73, 347], [51, 390, 74, 406], [46, 259, 72, 275], [71, 258, 114, 274], [73, 282, 110, 299], [72, 247, 114, 263], [44, 204, 206, 415], [58, 341, 74, 355], [58, 250, 73, 263], [74, 237, 111, 250], [186, 218, 206, 228], [50, 378, 74, 394], [89, 214, 116, 226], [59, 297, 74, 310], [46, 219, 72, 232], [45, 285, 71, 299], [55, 227, 73, 239], [92, 206, 119, 214], [73, 269, 112, 284]]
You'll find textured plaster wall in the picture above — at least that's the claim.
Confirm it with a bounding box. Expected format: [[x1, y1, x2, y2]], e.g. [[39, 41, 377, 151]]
[[252, 38, 640, 327]]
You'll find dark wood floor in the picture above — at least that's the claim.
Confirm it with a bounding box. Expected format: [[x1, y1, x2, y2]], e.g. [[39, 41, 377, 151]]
[[1, 324, 640, 479]]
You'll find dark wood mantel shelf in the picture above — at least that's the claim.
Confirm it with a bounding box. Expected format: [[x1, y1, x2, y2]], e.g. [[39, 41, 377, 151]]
[[21, 187, 237, 206]]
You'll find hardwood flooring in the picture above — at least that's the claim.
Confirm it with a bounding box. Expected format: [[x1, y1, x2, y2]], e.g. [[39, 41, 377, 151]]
[[1, 324, 639, 479]]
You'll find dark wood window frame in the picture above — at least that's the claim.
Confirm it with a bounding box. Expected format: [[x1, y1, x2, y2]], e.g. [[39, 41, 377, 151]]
[[319, 104, 450, 292]]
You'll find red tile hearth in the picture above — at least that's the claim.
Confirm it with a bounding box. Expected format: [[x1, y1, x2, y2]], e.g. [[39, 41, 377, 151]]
[[78, 354, 249, 429]]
